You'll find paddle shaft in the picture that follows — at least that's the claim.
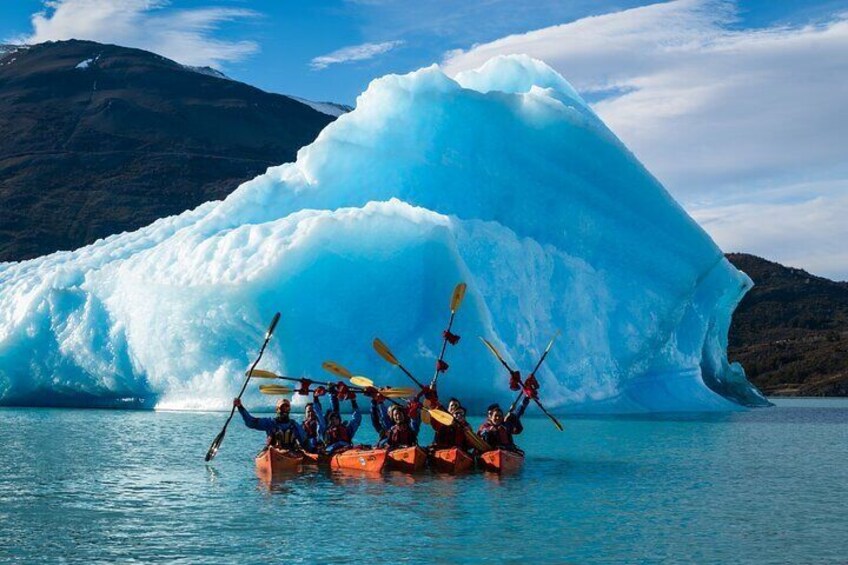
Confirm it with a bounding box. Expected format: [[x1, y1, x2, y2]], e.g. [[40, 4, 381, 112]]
[[205, 312, 280, 461], [429, 310, 456, 389], [482, 336, 562, 431]]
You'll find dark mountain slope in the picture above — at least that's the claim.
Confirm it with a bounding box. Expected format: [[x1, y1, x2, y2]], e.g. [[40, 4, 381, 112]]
[[0, 40, 334, 261], [727, 253, 848, 396]]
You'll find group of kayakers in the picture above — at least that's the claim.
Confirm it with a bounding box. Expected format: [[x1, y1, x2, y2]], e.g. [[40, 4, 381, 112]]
[[206, 283, 563, 473], [233, 381, 531, 462]]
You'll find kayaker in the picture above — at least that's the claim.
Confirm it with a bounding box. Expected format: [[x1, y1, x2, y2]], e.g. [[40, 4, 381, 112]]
[[301, 401, 321, 452], [378, 401, 421, 448], [233, 397, 305, 450], [477, 398, 530, 452], [315, 392, 362, 454], [430, 404, 470, 451]]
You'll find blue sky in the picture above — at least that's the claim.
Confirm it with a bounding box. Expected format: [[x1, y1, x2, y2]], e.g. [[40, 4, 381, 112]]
[[2, 0, 847, 278]]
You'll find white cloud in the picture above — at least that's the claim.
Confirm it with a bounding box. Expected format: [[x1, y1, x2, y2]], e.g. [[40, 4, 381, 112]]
[[310, 40, 404, 70], [18, 0, 259, 69], [443, 0, 848, 278], [691, 183, 848, 281]]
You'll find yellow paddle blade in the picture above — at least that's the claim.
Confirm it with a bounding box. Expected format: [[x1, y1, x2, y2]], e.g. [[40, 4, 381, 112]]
[[479, 337, 508, 365], [322, 361, 352, 379], [349, 375, 375, 388], [247, 369, 279, 379], [372, 338, 398, 366], [379, 387, 415, 398], [426, 408, 454, 426], [258, 385, 294, 395], [450, 282, 467, 312]]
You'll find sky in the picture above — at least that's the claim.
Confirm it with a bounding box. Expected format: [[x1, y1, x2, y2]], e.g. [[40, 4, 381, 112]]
[[1, 0, 847, 280]]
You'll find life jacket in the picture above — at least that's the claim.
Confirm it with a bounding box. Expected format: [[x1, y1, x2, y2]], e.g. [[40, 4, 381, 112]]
[[433, 423, 467, 449], [387, 423, 417, 447], [478, 421, 513, 448], [325, 422, 351, 445], [302, 417, 318, 439], [267, 420, 298, 449]]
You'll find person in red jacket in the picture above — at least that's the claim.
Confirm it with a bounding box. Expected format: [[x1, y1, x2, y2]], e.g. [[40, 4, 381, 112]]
[[377, 402, 421, 448], [477, 398, 530, 453], [430, 398, 471, 450]]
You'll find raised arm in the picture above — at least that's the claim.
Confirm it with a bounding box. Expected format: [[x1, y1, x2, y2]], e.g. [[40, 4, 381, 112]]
[[237, 403, 273, 432], [314, 396, 326, 437], [347, 398, 362, 437]]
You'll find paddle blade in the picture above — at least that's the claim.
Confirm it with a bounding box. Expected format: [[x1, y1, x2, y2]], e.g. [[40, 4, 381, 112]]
[[427, 408, 454, 426], [450, 282, 467, 312], [349, 375, 375, 388], [247, 369, 279, 379], [258, 384, 294, 395], [544, 330, 562, 353], [205, 428, 226, 462], [372, 338, 398, 365], [379, 387, 416, 398], [480, 337, 507, 364], [265, 312, 281, 339], [322, 361, 352, 379]]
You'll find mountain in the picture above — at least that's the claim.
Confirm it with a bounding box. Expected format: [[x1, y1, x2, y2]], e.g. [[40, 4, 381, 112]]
[[727, 253, 848, 396], [0, 40, 337, 262]]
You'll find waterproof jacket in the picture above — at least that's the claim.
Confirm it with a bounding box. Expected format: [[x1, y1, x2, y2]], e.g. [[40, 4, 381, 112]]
[[314, 396, 362, 453], [431, 418, 470, 449], [377, 403, 420, 448], [477, 397, 529, 450], [237, 405, 305, 449]]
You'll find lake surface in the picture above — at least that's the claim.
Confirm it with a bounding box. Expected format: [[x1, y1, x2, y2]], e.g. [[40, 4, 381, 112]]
[[1, 398, 846, 563]]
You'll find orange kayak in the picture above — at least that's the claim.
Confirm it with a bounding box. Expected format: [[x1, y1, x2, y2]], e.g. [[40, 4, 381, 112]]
[[387, 446, 427, 472], [330, 448, 387, 473], [430, 447, 474, 474], [255, 447, 304, 477], [479, 449, 524, 473]]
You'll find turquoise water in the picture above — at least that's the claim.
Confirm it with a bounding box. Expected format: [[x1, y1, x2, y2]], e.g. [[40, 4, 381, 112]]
[[1, 399, 846, 563]]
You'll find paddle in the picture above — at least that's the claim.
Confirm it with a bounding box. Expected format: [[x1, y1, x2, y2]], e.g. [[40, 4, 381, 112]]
[[205, 312, 281, 462], [321, 361, 353, 379], [506, 331, 561, 414], [258, 383, 413, 398], [258, 384, 295, 395], [349, 376, 375, 388], [371, 338, 456, 426], [429, 282, 467, 389], [372, 338, 426, 388], [479, 336, 564, 431]]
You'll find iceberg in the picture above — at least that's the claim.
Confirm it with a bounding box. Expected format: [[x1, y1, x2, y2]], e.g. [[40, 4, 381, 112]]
[[0, 55, 768, 412]]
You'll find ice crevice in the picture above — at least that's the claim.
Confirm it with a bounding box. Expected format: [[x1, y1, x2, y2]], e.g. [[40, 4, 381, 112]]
[[0, 55, 768, 412]]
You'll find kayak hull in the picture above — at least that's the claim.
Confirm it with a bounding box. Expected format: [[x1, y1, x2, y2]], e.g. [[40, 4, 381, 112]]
[[387, 446, 427, 472], [331, 448, 387, 473], [255, 448, 303, 477], [479, 449, 524, 473], [430, 447, 474, 474]]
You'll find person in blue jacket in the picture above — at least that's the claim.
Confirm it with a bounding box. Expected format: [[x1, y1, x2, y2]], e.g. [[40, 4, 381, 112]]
[[314, 390, 362, 454], [233, 397, 305, 450]]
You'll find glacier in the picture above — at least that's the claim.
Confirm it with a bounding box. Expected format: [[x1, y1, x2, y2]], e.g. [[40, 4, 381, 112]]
[[0, 55, 769, 413]]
